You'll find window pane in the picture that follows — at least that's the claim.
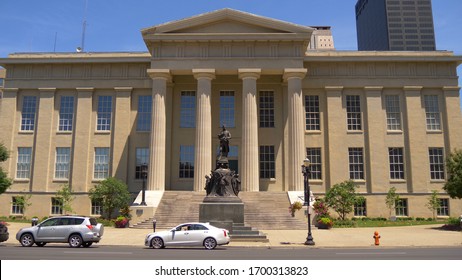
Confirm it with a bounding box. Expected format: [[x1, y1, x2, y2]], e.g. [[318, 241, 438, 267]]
[[429, 148, 444, 180], [135, 148, 149, 179], [179, 145, 194, 178], [180, 91, 196, 128], [259, 91, 275, 128], [389, 147, 404, 180], [220, 91, 235, 127], [97, 96, 112, 131], [16, 147, 32, 179], [137, 95, 152, 131], [55, 147, 71, 179], [51, 197, 63, 215], [306, 148, 322, 180], [436, 198, 449, 216], [94, 148, 110, 179], [59, 96, 74, 131], [346, 95, 361, 131], [305, 96, 320, 130], [354, 199, 367, 217], [259, 145, 275, 179], [424, 95, 441, 131], [21, 96, 37, 131], [385, 95, 401, 130], [348, 147, 364, 180]]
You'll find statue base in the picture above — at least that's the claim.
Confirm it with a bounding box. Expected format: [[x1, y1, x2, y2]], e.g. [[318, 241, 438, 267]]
[[199, 197, 244, 233]]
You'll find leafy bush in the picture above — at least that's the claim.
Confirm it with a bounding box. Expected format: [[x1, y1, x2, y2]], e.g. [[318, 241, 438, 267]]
[[447, 217, 461, 226], [333, 219, 357, 228], [114, 216, 129, 228], [289, 201, 303, 216]]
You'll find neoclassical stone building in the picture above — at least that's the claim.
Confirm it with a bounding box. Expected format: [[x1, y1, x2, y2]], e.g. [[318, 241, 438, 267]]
[[0, 9, 461, 219]]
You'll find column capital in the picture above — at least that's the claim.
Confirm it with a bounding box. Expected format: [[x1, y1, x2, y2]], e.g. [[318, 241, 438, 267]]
[[283, 68, 307, 81], [2, 88, 19, 96], [38, 88, 56, 93], [442, 86, 461, 92], [403, 86, 423, 92], [76, 87, 94, 93], [238, 68, 261, 80], [147, 69, 171, 81], [364, 86, 383, 92], [38, 88, 56, 98], [193, 69, 216, 80]]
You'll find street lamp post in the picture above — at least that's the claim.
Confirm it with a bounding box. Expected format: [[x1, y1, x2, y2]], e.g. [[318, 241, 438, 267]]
[[140, 163, 148, 206], [302, 157, 315, 246]]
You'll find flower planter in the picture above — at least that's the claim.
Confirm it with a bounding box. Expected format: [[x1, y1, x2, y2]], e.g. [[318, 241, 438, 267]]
[[317, 223, 332, 229]]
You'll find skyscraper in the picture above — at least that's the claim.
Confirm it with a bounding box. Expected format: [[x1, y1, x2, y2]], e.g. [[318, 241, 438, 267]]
[[356, 0, 436, 51]]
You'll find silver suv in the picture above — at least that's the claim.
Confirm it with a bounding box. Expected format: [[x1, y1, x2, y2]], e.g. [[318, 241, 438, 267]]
[[16, 216, 104, 248]]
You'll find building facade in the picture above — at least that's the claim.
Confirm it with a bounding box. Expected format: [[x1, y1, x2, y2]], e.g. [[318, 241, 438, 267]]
[[356, 0, 436, 51], [0, 9, 461, 219]]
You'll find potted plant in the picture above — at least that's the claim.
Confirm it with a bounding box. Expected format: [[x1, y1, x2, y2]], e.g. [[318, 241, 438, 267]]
[[289, 201, 303, 217], [114, 216, 129, 228], [317, 217, 333, 229]]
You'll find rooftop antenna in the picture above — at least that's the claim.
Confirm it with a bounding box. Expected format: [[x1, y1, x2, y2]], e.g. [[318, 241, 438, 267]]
[[77, 0, 88, 52]]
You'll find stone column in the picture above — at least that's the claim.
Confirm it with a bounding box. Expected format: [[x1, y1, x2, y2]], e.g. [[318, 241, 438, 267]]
[[147, 69, 171, 191], [442, 86, 462, 150], [112, 87, 132, 182], [0, 88, 18, 174], [72, 87, 94, 192], [192, 69, 215, 192], [283, 69, 307, 191], [238, 69, 261, 192]]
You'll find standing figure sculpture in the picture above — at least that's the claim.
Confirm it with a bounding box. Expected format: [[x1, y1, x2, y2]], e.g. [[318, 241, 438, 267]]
[[218, 125, 231, 158]]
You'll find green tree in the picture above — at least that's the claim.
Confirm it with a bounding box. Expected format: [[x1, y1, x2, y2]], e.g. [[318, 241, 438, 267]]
[[88, 177, 131, 219], [385, 187, 400, 218], [56, 184, 75, 214], [0, 143, 12, 195], [324, 180, 364, 220], [14, 194, 32, 217], [444, 149, 462, 199], [426, 190, 440, 220]]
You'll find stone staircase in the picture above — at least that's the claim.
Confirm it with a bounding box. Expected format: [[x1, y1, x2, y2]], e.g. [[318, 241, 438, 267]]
[[131, 191, 307, 231], [239, 192, 308, 230]]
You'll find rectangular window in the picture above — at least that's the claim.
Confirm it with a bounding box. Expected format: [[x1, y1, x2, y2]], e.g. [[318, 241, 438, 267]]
[[220, 91, 235, 127], [179, 145, 194, 178], [137, 95, 152, 132], [354, 199, 367, 217], [305, 95, 320, 131], [429, 148, 445, 180], [16, 147, 32, 179], [259, 145, 275, 179], [91, 199, 103, 216], [180, 91, 196, 128], [389, 148, 405, 180], [96, 96, 112, 131], [437, 198, 449, 216], [135, 148, 149, 179], [395, 198, 408, 216], [424, 95, 441, 131], [55, 147, 71, 179], [346, 95, 362, 131], [51, 197, 63, 215], [94, 147, 110, 180], [21, 96, 37, 131], [385, 95, 401, 130], [11, 197, 24, 215], [259, 91, 275, 128], [58, 96, 74, 131], [306, 148, 322, 180], [348, 148, 364, 180]]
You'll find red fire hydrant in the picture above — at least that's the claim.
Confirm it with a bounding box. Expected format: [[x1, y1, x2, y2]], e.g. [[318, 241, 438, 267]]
[[373, 231, 381, 246]]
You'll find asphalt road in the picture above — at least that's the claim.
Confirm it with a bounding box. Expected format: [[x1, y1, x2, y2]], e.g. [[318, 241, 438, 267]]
[[1, 244, 461, 260]]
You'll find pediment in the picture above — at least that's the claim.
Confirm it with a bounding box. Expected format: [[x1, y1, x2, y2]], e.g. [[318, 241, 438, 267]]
[[142, 8, 313, 36]]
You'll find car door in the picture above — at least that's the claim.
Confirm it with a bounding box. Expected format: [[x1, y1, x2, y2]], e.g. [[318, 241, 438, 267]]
[[186, 224, 208, 246], [167, 224, 193, 246], [35, 218, 60, 242], [53, 218, 74, 242]]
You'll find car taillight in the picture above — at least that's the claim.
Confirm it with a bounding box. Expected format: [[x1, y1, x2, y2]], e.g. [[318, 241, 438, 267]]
[[86, 225, 93, 230], [223, 230, 227, 237]]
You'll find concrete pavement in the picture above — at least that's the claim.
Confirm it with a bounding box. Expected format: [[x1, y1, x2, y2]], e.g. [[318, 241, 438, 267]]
[[2, 222, 461, 248]]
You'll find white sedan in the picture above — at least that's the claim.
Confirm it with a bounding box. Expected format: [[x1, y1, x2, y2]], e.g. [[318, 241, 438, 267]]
[[145, 222, 230, 250]]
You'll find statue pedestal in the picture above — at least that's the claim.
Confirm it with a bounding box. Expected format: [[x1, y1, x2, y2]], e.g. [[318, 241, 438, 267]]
[[199, 197, 244, 233]]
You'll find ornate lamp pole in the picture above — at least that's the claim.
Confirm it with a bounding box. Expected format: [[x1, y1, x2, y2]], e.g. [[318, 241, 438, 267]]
[[302, 157, 315, 246], [140, 163, 148, 206]]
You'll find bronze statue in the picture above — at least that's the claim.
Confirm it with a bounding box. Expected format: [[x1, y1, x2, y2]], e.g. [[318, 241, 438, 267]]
[[218, 125, 231, 158]]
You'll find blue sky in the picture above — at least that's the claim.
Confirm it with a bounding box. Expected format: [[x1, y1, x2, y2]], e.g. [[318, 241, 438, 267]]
[[1, 0, 461, 105]]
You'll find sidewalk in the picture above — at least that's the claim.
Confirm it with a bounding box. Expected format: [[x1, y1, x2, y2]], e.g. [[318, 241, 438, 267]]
[[2, 222, 461, 248]]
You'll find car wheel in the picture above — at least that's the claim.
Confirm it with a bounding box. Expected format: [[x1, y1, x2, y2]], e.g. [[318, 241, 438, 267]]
[[68, 234, 83, 248], [203, 237, 217, 250], [151, 237, 164, 249], [35, 242, 46, 247], [20, 233, 34, 247], [82, 242, 93, 248]]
